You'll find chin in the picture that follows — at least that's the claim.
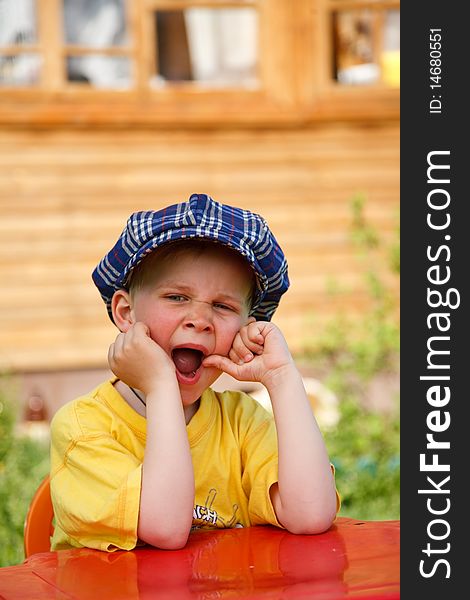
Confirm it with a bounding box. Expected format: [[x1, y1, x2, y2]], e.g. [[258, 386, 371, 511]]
[[179, 370, 220, 404], [179, 379, 206, 402]]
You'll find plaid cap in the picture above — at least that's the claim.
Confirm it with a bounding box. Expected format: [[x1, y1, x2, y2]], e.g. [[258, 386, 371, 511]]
[[92, 194, 289, 322]]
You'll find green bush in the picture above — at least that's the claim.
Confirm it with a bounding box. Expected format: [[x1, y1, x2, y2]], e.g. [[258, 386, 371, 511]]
[[299, 194, 400, 521], [325, 398, 399, 520], [0, 384, 50, 567], [307, 329, 400, 521]]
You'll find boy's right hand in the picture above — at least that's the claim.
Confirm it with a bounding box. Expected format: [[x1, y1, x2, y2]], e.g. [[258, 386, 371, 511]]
[[108, 322, 175, 395]]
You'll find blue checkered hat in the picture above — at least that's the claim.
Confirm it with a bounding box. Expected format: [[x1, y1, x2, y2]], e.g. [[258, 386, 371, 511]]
[[92, 194, 289, 322]]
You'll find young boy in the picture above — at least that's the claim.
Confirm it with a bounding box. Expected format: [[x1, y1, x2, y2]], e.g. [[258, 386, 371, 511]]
[[49, 193, 339, 552]]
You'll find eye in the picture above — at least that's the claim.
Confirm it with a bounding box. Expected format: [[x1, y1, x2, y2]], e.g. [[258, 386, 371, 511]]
[[167, 294, 188, 302], [214, 302, 236, 312]]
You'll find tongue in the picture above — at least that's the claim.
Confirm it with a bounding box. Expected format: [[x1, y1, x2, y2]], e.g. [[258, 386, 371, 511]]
[[172, 349, 203, 375]]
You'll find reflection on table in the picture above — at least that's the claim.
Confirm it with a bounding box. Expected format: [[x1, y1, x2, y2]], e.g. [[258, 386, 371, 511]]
[[0, 517, 399, 599]]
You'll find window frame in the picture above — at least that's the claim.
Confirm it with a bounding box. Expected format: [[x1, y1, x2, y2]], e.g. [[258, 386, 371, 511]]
[[293, 0, 400, 121], [0, 0, 399, 126]]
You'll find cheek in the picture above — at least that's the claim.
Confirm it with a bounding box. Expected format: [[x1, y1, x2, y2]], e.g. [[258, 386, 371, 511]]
[[148, 319, 172, 343], [216, 319, 244, 352], [132, 297, 173, 331], [138, 311, 173, 345], [131, 298, 153, 324]]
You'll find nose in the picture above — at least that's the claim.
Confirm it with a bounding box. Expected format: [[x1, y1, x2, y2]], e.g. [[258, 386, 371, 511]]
[[183, 300, 214, 332]]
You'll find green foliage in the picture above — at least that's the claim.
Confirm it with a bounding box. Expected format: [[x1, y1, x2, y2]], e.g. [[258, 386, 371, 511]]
[[351, 194, 380, 251], [325, 395, 400, 521], [299, 195, 400, 520], [0, 383, 50, 567]]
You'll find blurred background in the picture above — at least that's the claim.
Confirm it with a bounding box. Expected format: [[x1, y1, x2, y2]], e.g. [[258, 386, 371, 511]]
[[0, 0, 399, 566]]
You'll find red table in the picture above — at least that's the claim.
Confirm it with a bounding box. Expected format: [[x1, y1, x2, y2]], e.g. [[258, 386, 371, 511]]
[[0, 517, 399, 599]]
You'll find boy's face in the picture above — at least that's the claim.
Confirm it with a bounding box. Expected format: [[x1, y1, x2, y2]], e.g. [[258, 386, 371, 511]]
[[129, 247, 253, 407]]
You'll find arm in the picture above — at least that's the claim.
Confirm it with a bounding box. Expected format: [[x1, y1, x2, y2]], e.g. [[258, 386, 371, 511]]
[[265, 362, 338, 533], [108, 322, 194, 549], [203, 321, 337, 534]]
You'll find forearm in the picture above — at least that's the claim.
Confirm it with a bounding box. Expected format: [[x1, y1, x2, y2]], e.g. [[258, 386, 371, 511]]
[[138, 377, 195, 549], [267, 365, 337, 534]]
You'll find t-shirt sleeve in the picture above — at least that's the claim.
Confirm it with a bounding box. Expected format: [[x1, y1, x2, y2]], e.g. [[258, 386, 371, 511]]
[[50, 403, 142, 552]]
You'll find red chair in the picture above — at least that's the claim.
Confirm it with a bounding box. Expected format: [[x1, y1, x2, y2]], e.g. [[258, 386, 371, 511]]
[[23, 474, 54, 557]]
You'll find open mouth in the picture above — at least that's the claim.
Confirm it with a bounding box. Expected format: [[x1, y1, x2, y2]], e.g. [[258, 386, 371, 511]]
[[171, 348, 205, 379]]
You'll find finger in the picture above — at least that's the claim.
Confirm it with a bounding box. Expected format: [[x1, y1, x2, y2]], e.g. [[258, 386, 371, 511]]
[[108, 342, 120, 372], [239, 327, 264, 355], [133, 321, 152, 340], [231, 335, 254, 363], [246, 321, 265, 345], [229, 348, 252, 365], [108, 343, 115, 364], [203, 355, 244, 379]]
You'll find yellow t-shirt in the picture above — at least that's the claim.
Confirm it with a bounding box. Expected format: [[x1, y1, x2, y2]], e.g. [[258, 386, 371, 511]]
[[50, 379, 282, 551]]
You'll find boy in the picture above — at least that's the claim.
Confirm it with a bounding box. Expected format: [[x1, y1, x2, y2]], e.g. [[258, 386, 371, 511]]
[[50, 193, 338, 551]]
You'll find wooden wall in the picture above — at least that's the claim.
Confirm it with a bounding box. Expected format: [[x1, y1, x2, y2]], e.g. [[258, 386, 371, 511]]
[[0, 121, 399, 373]]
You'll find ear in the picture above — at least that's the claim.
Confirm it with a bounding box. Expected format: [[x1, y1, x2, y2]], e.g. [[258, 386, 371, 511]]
[[111, 289, 135, 332]]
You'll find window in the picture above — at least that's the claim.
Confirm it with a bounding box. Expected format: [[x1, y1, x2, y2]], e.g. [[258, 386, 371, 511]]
[[331, 2, 399, 87], [153, 7, 259, 88], [292, 0, 399, 121], [63, 0, 131, 88], [0, 0, 41, 86], [1, 0, 261, 91], [0, 0, 399, 125]]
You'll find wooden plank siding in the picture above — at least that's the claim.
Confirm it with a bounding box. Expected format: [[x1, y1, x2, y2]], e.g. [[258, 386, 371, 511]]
[[0, 122, 399, 372]]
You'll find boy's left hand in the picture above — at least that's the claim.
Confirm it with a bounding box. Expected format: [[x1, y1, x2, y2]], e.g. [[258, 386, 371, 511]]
[[202, 320, 294, 387]]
